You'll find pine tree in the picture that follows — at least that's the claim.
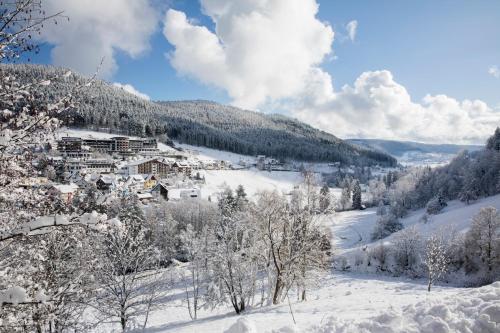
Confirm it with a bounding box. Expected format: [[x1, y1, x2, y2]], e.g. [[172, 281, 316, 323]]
[[319, 184, 331, 213], [352, 181, 362, 210]]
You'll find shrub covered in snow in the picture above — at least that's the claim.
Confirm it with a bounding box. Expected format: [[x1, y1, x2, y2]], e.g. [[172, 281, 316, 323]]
[[426, 195, 447, 215], [371, 214, 403, 240]]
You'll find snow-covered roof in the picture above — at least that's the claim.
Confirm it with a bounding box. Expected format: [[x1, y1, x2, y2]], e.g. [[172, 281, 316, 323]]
[[125, 175, 145, 185], [51, 183, 79, 194], [137, 192, 153, 200]]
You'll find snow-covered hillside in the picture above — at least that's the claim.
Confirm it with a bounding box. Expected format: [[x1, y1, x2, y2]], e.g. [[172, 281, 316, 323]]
[[331, 194, 500, 256]]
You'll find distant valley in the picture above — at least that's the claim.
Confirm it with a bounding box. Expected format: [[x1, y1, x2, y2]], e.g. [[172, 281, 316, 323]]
[[347, 138, 483, 166]]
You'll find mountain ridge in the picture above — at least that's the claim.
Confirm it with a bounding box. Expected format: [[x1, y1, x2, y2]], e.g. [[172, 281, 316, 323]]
[[1, 64, 396, 166]]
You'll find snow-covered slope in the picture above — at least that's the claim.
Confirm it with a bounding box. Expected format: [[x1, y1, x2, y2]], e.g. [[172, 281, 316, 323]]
[[175, 142, 255, 165], [330, 193, 500, 255], [109, 270, 499, 333], [199, 169, 332, 200]]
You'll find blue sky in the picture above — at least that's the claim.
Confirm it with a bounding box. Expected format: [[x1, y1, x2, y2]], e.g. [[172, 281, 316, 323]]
[[319, 0, 500, 107], [20, 0, 500, 143]]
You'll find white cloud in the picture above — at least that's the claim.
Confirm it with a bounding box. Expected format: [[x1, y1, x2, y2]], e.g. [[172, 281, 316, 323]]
[[346, 20, 358, 42], [489, 65, 500, 78], [290, 70, 500, 144], [163, 0, 500, 144], [163, 0, 334, 110], [113, 83, 150, 100], [38, 0, 158, 78]]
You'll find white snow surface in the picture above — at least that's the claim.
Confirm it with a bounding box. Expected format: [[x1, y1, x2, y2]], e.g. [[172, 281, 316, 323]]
[[305, 281, 500, 333], [116, 272, 498, 333], [199, 169, 324, 200], [175, 142, 255, 165]]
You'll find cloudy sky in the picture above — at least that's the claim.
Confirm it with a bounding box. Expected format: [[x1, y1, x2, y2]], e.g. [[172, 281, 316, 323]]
[[26, 0, 500, 144]]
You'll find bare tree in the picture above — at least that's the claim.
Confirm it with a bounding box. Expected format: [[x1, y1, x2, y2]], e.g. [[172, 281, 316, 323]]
[[0, 0, 65, 62], [465, 207, 500, 277], [179, 224, 209, 319], [90, 198, 166, 331], [254, 191, 330, 305]]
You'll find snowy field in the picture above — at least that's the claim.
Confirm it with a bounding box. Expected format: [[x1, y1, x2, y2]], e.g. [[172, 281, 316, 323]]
[[131, 272, 499, 333], [199, 169, 335, 200]]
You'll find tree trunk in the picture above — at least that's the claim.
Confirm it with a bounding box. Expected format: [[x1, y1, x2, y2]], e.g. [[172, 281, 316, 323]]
[[120, 310, 126, 331], [273, 277, 283, 305], [427, 278, 432, 292]]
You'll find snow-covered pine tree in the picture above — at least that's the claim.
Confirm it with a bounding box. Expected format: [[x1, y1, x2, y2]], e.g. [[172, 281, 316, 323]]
[[340, 180, 352, 211], [371, 213, 403, 240], [352, 180, 362, 210]]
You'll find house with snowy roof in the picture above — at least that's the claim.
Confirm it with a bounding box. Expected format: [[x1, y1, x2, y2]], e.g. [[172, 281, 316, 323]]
[[47, 183, 80, 203]]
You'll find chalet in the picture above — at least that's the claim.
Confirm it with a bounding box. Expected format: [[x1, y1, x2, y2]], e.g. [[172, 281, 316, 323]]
[[47, 183, 80, 203], [96, 175, 116, 192], [125, 175, 145, 193], [69, 173, 93, 191], [144, 174, 158, 190], [151, 183, 169, 200]]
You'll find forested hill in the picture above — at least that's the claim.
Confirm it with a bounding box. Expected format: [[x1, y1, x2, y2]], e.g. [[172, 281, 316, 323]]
[[1, 64, 396, 166]]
